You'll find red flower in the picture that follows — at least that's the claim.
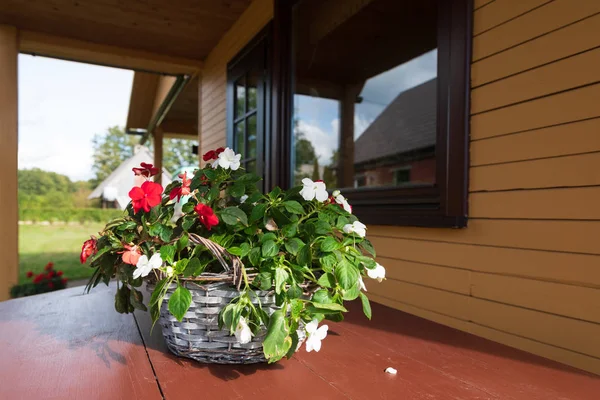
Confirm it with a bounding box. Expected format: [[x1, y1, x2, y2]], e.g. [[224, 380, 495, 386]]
[[202, 147, 225, 161], [26, 271, 33, 278], [57, 271, 63, 277], [169, 172, 192, 202], [80, 237, 98, 264], [45, 262, 54, 271], [48, 282, 54, 289], [120, 245, 142, 265], [132, 162, 159, 178], [194, 203, 219, 230], [128, 181, 164, 214], [61, 278, 68, 285], [33, 274, 44, 284]]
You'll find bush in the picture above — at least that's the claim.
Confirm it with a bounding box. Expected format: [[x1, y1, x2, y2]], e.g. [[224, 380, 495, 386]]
[[11, 262, 69, 298], [19, 208, 125, 223]]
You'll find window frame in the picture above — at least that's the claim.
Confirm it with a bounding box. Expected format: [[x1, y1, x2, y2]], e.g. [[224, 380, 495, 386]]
[[271, 0, 472, 228]]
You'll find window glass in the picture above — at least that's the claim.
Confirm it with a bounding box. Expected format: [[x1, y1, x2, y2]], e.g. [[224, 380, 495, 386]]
[[291, 0, 437, 189]]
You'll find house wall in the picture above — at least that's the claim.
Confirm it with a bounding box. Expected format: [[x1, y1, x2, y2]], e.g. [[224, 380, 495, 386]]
[[367, 0, 600, 375], [198, 0, 273, 158]]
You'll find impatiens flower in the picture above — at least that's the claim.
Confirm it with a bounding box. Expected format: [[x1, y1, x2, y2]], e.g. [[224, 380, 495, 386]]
[[305, 319, 329, 352], [132, 162, 159, 178], [169, 172, 192, 202], [240, 194, 248, 203], [202, 147, 225, 161], [128, 181, 164, 214], [48, 282, 54, 289], [165, 266, 174, 277], [33, 274, 44, 284], [80, 236, 98, 263], [300, 178, 328, 202], [120, 245, 142, 266], [216, 148, 242, 170], [194, 203, 219, 230], [45, 262, 54, 271], [358, 275, 367, 292], [133, 253, 163, 279], [61, 278, 68, 285], [26, 271, 33, 278], [332, 190, 352, 214], [57, 271, 63, 277], [234, 317, 253, 344], [367, 263, 386, 283], [343, 221, 367, 238]]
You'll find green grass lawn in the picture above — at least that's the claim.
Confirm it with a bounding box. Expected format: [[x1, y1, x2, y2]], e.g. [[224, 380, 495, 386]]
[[19, 223, 104, 284]]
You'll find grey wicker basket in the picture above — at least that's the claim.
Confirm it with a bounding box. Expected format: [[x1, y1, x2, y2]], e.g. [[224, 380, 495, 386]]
[[147, 233, 300, 364]]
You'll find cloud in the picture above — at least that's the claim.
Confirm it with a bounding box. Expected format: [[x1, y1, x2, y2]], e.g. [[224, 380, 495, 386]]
[[296, 120, 338, 165]]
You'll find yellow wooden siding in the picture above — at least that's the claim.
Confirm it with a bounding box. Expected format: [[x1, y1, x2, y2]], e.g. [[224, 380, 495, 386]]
[[366, 1, 600, 374], [198, 0, 273, 158]]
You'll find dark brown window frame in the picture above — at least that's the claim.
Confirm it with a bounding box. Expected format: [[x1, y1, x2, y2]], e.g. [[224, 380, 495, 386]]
[[271, 0, 473, 228]]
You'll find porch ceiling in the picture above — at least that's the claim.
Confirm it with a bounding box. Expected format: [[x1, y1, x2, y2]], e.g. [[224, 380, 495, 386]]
[[0, 0, 252, 61]]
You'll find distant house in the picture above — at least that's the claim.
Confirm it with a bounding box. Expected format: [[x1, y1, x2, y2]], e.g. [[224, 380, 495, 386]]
[[353, 79, 437, 188], [88, 145, 172, 209]]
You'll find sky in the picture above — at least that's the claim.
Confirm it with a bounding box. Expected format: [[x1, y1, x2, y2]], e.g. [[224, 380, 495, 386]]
[[18, 54, 134, 181], [294, 49, 438, 166]]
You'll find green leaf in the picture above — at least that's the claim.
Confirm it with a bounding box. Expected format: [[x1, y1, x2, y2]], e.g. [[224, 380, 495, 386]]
[[336, 216, 349, 230], [284, 237, 305, 256], [296, 244, 312, 267], [286, 330, 300, 359], [282, 223, 298, 238], [159, 225, 173, 242], [262, 240, 279, 258], [150, 278, 169, 306], [317, 273, 336, 288], [335, 258, 359, 290], [251, 203, 268, 222], [260, 232, 277, 243], [310, 301, 347, 312], [360, 240, 376, 257], [182, 215, 196, 231], [268, 187, 283, 200], [274, 267, 289, 295], [228, 246, 243, 256], [287, 284, 302, 299], [115, 285, 130, 314], [254, 271, 272, 291], [262, 310, 292, 363], [220, 207, 248, 226], [168, 285, 192, 322], [320, 236, 341, 252], [283, 200, 304, 214], [248, 247, 261, 266], [239, 243, 251, 257], [130, 288, 147, 311], [319, 253, 338, 273], [315, 220, 332, 235], [342, 283, 360, 301], [160, 245, 176, 264], [358, 255, 377, 269], [181, 201, 195, 214], [229, 181, 246, 197], [312, 289, 332, 304], [203, 168, 217, 180], [359, 292, 372, 320], [176, 234, 189, 252], [290, 299, 304, 319], [174, 258, 189, 274]]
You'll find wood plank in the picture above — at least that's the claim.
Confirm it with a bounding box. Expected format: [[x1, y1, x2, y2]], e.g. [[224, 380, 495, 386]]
[[344, 299, 600, 396], [471, 272, 600, 323], [474, 0, 495, 10], [0, 286, 162, 399], [471, 83, 600, 140], [19, 30, 202, 75], [473, 0, 551, 35], [0, 25, 18, 301], [473, 0, 600, 61], [470, 152, 600, 191], [470, 187, 600, 220], [368, 219, 600, 255], [470, 297, 600, 359], [375, 257, 471, 294], [472, 13, 600, 86], [126, 71, 159, 130], [369, 236, 600, 288], [470, 118, 600, 166], [472, 47, 600, 113]]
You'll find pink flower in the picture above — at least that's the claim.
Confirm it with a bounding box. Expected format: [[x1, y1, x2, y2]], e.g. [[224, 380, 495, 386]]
[[169, 172, 192, 202], [120, 245, 142, 265]]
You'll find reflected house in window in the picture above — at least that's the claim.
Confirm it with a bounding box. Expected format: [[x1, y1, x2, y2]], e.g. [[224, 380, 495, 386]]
[[353, 79, 437, 188]]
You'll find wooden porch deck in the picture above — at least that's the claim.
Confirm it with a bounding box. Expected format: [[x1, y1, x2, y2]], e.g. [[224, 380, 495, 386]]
[[0, 285, 598, 399]]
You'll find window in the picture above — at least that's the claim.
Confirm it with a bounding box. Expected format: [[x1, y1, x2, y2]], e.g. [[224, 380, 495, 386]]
[[272, 0, 472, 227]]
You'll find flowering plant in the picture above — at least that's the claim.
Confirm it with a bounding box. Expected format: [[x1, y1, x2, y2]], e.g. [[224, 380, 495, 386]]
[[82, 148, 385, 363], [11, 262, 68, 298]]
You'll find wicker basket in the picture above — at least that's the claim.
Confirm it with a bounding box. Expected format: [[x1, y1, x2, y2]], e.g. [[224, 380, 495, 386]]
[[147, 233, 297, 364]]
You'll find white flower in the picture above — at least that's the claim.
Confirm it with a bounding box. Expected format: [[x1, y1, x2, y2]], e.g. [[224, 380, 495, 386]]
[[342, 221, 367, 238], [305, 319, 328, 352], [358, 275, 367, 292], [299, 178, 328, 202], [217, 147, 242, 170], [240, 194, 248, 203], [133, 253, 163, 279], [234, 317, 253, 344], [367, 263, 386, 282], [165, 266, 174, 277], [333, 191, 352, 214]]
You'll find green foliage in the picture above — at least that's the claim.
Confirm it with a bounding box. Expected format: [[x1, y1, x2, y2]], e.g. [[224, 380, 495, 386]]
[[18, 168, 95, 209], [85, 149, 380, 362], [19, 208, 124, 223]]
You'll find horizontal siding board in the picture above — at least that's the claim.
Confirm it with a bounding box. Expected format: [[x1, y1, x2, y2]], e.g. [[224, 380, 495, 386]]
[[470, 297, 600, 358], [472, 13, 600, 86], [471, 48, 600, 114], [473, 0, 551, 35], [473, 0, 600, 61], [368, 219, 600, 255], [470, 152, 600, 191], [471, 273, 600, 323], [470, 118, 600, 166], [368, 236, 600, 287], [471, 83, 600, 140], [470, 188, 600, 220], [375, 257, 471, 295], [369, 293, 600, 376], [474, 0, 495, 10]]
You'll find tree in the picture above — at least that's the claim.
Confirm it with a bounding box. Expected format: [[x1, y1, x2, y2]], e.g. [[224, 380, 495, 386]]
[[162, 138, 199, 174], [311, 157, 320, 181], [91, 126, 138, 187]]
